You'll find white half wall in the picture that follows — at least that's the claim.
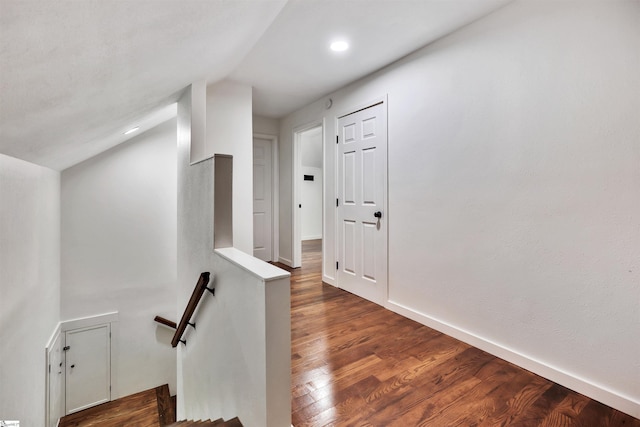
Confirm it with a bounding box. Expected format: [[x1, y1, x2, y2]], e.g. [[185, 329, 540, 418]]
[[180, 249, 291, 427], [205, 80, 254, 255], [61, 119, 178, 397], [177, 87, 291, 426], [0, 154, 60, 426], [280, 0, 640, 417]]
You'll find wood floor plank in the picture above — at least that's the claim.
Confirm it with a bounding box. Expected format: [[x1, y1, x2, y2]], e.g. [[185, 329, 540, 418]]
[[59, 387, 160, 427], [60, 239, 639, 426], [290, 239, 639, 426]]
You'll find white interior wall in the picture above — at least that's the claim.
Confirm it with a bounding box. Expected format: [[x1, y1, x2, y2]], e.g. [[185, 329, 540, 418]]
[[205, 80, 254, 255], [253, 115, 280, 136], [300, 128, 322, 240], [177, 86, 291, 427], [280, 0, 640, 416], [176, 84, 211, 418], [301, 166, 322, 240], [61, 119, 178, 397], [0, 154, 60, 426], [180, 249, 291, 427]]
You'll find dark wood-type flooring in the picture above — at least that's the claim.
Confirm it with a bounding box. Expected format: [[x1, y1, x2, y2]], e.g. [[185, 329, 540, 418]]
[[58, 239, 638, 426], [282, 239, 639, 427], [58, 385, 241, 427]]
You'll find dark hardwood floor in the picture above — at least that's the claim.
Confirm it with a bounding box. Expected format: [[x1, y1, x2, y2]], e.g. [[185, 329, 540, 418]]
[[59, 386, 165, 427], [284, 239, 639, 427], [58, 385, 241, 427], [57, 240, 638, 426]]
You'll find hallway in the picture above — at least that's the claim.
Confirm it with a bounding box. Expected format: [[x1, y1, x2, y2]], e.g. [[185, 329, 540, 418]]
[[285, 240, 639, 426]]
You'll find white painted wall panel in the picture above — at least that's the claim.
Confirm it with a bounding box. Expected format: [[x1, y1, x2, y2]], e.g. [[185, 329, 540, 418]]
[[253, 115, 280, 136], [280, 0, 640, 416], [178, 87, 291, 426], [61, 119, 177, 398], [205, 81, 253, 255], [0, 154, 60, 426]]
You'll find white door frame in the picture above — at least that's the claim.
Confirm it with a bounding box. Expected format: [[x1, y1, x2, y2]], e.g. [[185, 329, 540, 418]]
[[253, 133, 279, 262], [292, 121, 324, 268], [45, 326, 63, 427]]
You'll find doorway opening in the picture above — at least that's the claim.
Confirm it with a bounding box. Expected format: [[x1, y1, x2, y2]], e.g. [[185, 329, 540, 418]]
[[293, 123, 323, 268]]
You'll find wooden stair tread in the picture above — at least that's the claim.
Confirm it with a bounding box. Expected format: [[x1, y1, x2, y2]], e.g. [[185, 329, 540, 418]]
[[156, 384, 176, 425], [167, 418, 242, 426], [222, 417, 243, 427], [59, 386, 161, 427]]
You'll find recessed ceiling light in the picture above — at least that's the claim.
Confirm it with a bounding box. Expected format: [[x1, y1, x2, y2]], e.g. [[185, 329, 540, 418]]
[[124, 126, 140, 135], [330, 41, 349, 52]]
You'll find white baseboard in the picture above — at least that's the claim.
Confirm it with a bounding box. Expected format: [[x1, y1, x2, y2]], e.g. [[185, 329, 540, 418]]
[[302, 235, 322, 241], [386, 300, 640, 419], [322, 273, 336, 286], [278, 256, 294, 268]]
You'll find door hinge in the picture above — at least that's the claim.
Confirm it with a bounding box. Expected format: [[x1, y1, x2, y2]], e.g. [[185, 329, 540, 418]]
[[63, 346, 70, 351], [336, 198, 339, 207], [48, 364, 51, 373], [336, 261, 339, 270], [336, 135, 339, 144]]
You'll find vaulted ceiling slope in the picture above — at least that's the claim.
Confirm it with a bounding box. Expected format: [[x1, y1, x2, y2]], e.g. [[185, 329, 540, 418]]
[[0, 0, 510, 171]]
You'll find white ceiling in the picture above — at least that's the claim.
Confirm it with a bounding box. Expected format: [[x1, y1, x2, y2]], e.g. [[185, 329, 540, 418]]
[[0, 0, 511, 171]]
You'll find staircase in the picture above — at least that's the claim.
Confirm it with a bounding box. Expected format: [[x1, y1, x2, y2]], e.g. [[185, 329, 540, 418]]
[[58, 384, 242, 427], [156, 384, 243, 427], [157, 384, 243, 427], [168, 418, 243, 426]]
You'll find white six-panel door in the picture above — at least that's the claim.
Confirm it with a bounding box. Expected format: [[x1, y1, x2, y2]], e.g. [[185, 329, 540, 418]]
[[65, 324, 111, 414], [337, 101, 388, 306], [253, 137, 273, 261]]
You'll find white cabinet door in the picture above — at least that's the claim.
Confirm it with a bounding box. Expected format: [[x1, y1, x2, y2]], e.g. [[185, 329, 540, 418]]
[[253, 137, 273, 261], [65, 324, 111, 414], [337, 102, 388, 306]]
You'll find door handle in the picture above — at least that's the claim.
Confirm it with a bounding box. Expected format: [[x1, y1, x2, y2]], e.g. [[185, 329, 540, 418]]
[[374, 211, 382, 218]]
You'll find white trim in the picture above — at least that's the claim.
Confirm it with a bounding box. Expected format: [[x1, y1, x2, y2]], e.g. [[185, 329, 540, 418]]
[[254, 133, 280, 262], [46, 322, 63, 349], [215, 247, 290, 282], [292, 121, 324, 268], [386, 300, 640, 419], [45, 323, 62, 427], [334, 96, 387, 122], [278, 256, 294, 268], [61, 312, 118, 332], [56, 312, 119, 413], [302, 235, 323, 241]]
